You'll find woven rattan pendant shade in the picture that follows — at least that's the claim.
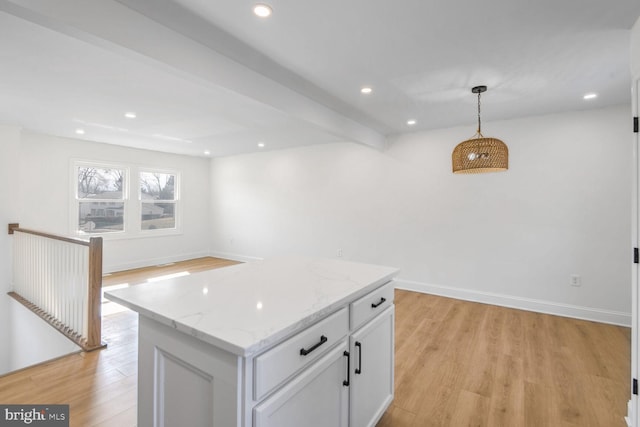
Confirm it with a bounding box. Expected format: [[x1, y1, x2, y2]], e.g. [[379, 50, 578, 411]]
[[452, 136, 508, 174], [452, 86, 508, 174]]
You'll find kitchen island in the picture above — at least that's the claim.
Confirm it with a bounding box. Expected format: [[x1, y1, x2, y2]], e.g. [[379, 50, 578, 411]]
[[105, 256, 399, 427]]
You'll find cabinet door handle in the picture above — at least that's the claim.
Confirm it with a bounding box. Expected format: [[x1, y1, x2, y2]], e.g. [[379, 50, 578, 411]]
[[371, 297, 386, 308], [355, 341, 362, 375], [343, 351, 350, 386], [299, 335, 328, 356]]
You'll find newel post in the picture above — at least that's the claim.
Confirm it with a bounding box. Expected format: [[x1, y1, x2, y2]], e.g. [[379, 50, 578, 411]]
[[87, 236, 104, 349]]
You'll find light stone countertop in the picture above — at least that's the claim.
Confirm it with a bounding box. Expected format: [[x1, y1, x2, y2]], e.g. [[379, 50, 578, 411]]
[[104, 256, 399, 356]]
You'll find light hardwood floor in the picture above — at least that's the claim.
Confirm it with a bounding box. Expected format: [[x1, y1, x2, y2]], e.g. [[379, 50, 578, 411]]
[[101, 256, 240, 287], [0, 258, 630, 426], [379, 290, 630, 427]]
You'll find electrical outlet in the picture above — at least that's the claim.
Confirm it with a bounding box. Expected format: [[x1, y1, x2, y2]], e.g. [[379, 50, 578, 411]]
[[337, 248, 343, 257], [570, 274, 581, 287]]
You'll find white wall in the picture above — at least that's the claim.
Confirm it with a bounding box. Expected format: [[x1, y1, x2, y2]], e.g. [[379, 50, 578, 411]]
[[6, 298, 80, 373], [19, 132, 212, 272], [0, 124, 21, 373], [210, 105, 632, 325]]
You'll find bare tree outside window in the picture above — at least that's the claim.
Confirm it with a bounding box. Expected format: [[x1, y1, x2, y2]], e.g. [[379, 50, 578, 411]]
[[78, 167, 123, 198]]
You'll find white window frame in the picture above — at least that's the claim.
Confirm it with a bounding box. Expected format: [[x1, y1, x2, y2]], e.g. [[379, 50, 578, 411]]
[[138, 168, 180, 236], [72, 161, 129, 237], [70, 160, 181, 239]]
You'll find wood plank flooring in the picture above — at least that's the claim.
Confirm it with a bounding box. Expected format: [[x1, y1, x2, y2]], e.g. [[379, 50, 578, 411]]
[[101, 256, 240, 287], [0, 258, 630, 426], [378, 290, 630, 427], [0, 308, 138, 426]]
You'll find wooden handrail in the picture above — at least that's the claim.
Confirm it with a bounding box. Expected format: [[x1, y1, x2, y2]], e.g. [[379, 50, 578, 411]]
[[8, 223, 105, 351], [9, 225, 92, 247]]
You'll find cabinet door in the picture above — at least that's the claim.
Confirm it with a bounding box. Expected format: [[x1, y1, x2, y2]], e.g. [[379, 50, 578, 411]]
[[350, 306, 394, 427], [254, 340, 349, 427]]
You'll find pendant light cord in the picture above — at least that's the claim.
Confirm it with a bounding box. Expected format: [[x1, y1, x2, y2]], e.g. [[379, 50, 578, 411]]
[[477, 91, 482, 135]]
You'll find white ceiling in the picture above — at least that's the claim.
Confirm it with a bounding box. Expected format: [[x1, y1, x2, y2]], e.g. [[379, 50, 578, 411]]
[[0, 0, 638, 157]]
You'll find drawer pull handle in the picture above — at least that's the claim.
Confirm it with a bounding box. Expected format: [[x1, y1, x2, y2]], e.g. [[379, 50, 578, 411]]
[[300, 335, 328, 356], [343, 351, 350, 386], [371, 297, 386, 308], [355, 341, 362, 375]]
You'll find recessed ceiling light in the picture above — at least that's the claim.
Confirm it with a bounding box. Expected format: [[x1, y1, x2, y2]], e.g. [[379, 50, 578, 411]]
[[583, 93, 598, 100], [407, 119, 416, 126], [253, 3, 272, 17], [124, 112, 137, 119], [360, 87, 373, 94], [258, 142, 265, 148], [75, 129, 85, 135], [204, 150, 211, 155]]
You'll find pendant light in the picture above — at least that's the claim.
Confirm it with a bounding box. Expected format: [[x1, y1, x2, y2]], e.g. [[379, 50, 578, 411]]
[[452, 86, 508, 174]]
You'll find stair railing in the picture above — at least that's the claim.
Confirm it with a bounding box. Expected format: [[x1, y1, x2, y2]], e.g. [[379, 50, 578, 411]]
[[8, 223, 104, 351]]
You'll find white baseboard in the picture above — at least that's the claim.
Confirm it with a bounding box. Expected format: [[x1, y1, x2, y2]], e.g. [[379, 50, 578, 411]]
[[394, 278, 631, 327], [208, 251, 263, 263], [104, 250, 211, 274]]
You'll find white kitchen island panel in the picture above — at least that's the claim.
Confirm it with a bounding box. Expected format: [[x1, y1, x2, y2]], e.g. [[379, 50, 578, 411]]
[[137, 315, 241, 427]]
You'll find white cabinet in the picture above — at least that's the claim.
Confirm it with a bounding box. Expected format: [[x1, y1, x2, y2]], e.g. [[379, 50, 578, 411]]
[[254, 340, 350, 427], [350, 306, 394, 427], [254, 285, 394, 427]]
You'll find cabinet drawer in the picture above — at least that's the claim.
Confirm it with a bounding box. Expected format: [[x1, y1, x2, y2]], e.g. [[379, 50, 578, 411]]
[[350, 281, 394, 331], [254, 307, 349, 400]]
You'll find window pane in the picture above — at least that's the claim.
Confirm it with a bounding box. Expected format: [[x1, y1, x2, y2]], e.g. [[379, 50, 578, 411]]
[[141, 202, 176, 230], [140, 172, 175, 200], [78, 167, 124, 199], [79, 201, 124, 233]]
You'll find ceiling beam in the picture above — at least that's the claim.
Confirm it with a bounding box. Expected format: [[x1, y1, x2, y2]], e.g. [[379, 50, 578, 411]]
[[0, 0, 387, 151]]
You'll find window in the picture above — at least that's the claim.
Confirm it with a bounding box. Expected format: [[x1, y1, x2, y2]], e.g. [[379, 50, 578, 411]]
[[72, 161, 180, 237], [139, 171, 178, 231], [76, 165, 127, 234]]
